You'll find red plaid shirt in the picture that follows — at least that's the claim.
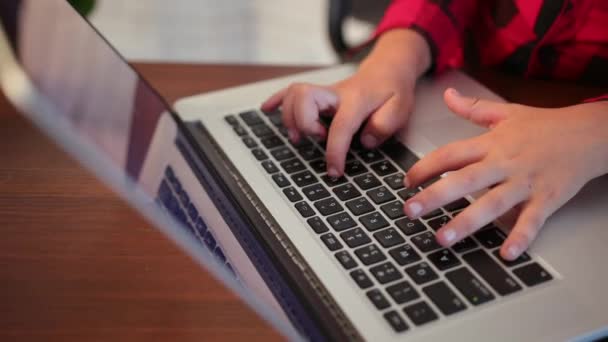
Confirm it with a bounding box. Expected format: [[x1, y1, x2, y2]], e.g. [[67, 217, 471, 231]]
[[375, 0, 608, 101]]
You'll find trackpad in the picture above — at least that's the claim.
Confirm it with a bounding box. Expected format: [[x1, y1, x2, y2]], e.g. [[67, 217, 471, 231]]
[[418, 116, 488, 148]]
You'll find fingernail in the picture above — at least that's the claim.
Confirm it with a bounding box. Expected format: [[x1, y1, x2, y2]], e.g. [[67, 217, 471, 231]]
[[361, 134, 377, 148], [327, 167, 339, 178], [507, 245, 520, 259], [407, 202, 422, 218], [403, 175, 410, 188], [449, 88, 461, 97], [443, 229, 456, 243]]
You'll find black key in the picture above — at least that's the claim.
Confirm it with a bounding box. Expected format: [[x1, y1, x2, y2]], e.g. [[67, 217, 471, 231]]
[[233, 124, 247, 136], [389, 244, 421, 266], [346, 197, 374, 216], [346, 152, 355, 160], [474, 226, 506, 249], [328, 212, 357, 231], [384, 173, 405, 190], [446, 267, 495, 306], [261, 135, 284, 149], [445, 198, 470, 212], [384, 311, 408, 333], [251, 124, 274, 137], [298, 146, 323, 161], [380, 201, 405, 220], [320, 233, 343, 251], [428, 215, 450, 231], [397, 188, 418, 200], [359, 212, 389, 232], [367, 186, 396, 204], [278, 126, 289, 137], [272, 173, 291, 188], [290, 137, 312, 148], [493, 250, 531, 267], [224, 115, 238, 126], [345, 160, 367, 176], [270, 146, 295, 161], [340, 227, 372, 248], [321, 174, 348, 187], [452, 237, 478, 253], [371, 160, 398, 176], [333, 183, 361, 201], [421, 208, 443, 220], [381, 139, 419, 171], [359, 149, 384, 163], [252, 148, 268, 161], [261, 160, 279, 174], [395, 218, 426, 236], [302, 183, 330, 201], [266, 111, 283, 127], [283, 187, 302, 202], [309, 159, 326, 173], [387, 280, 419, 304], [242, 136, 257, 148], [428, 249, 461, 271], [374, 228, 405, 248], [350, 269, 373, 289], [291, 170, 317, 187], [513, 263, 552, 287], [404, 301, 438, 326], [367, 289, 390, 310], [412, 231, 441, 253], [295, 201, 315, 218], [420, 176, 441, 189], [239, 110, 264, 126], [354, 173, 381, 191], [405, 262, 438, 285], [335, 250, 358, 270], [462, 249, 522, 295], [354, 244, 387, 266], [370, 261, 403, 284], [307, 216, 329, 234], [423, 282, 467, 315], [314, 197, 343, 216], [280, 158, 306, 174]]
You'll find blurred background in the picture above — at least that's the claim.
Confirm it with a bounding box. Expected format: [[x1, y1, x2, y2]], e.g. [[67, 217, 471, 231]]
[[86, 0, 377, 65]]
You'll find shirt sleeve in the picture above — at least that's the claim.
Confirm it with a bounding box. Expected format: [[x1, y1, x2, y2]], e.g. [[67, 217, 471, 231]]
[[373, 0, 480, 74], [584, 94, 608, 102]]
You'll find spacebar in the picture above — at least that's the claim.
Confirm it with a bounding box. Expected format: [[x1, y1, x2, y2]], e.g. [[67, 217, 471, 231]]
[[462, 250, 522, 296]]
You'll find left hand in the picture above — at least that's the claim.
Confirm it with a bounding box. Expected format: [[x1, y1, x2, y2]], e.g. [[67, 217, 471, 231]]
[[403, 88, 608, 260]]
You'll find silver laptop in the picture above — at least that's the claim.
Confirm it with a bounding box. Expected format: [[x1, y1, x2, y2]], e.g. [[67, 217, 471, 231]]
[[1, 1, 607, 341]]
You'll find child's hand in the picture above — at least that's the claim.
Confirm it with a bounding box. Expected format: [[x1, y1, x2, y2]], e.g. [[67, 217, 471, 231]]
[[403, 88, 608, 261]]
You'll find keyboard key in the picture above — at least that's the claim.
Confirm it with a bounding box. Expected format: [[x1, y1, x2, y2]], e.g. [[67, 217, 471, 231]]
[[452, 237, 478, 253], [387, 280, 419, 304], [233, 124, 247, 136], [346, 197, 374, 216], [395, 218, 426, 236], [370, 261, 403, 284], [367, 289, 390, 310], [397, 188, 418, 200], [371, 160, 398, 176], [320, 233, 343, 251], [261, 160, 279, 174], [290, 136, 313, 148], [474, 226, 506, 249], [367, 186, 396, 204], [420, 176, 441, 189], [224, 115, 238, 126], [428, 249, 461, 270], [295, 202, 315, 218], [380, 201, 405, 220], [462, 249, 522, 295], [278, 126, 289, 137], [280, 158, 306, 174], [445, 198, 470, 212], [321, 174, 348, 187], [251, 124, 274, 137], [283, 187, 302, 202], [412, 231, 441, 253], [446, 267, 495, 306], [354, 173, 381, 190], [384, 173, 405, 190], [272, 173, 290, 188], [261, 135, 284, 149], [354, 244, 387, 266], [359, 149, 384, 163], [203, 231, 217, 250], [513, 263, 552, 287], [314, 197, 343, 216], [242, 136, 257, 148], [421, 208, 443, 220], [350, 269, 373, 289], [331, 184, 360, 202], [298, 146, 323, 161], [252, 148, 268, 161], [291, 170, 317, 187], [423, 282, 467, 315], [374, 228, 405, 248], [270, 146, 295, 161], [403, 301, 438, 326], [405, 262, 438, 285], [239, 110, 264, 126], [359, 212, 389, 232], [384, 310, 409, 333], [380, 139, 419, 171], [335, 250, 358, 270], [492, 250, 531, 267], [389, 244, 421, 266], [307, 216, 329, 234], [302, 183, 330, 201], [345, 160, 367, 176], [427, 215, 450, 231], [266, 111, 283, 126], [309, 159, 326, 173], [328, 212, 357, 231], [340, 227, 372, 248]]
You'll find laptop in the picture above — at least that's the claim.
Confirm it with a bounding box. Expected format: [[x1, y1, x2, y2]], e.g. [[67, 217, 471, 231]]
[[1, 1, 607, 341]]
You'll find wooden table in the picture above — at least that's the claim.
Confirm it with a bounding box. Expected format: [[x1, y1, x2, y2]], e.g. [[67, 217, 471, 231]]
[[0, 63, 605, 342]]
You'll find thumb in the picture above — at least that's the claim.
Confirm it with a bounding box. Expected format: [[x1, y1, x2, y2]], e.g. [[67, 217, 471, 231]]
[[444, 88, 509, 128]]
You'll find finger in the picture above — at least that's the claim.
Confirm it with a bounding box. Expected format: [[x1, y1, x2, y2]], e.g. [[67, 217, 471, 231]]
[[281, 91, 300, 142], [261, 87, 288, 112], [292, 87, 338, 138], [404, 161, 506, 219], [435, 180, 530, 247], [325, 101, 369, 177], [444, 88, 510, 128], [359, 95, 410, 149], [498, 199, 549, 260]]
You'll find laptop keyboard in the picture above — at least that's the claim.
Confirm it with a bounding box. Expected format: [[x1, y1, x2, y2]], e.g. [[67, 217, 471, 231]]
[[225, 109, 553, 333]]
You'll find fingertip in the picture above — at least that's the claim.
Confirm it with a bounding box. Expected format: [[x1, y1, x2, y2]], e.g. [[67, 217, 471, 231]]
[[360, 134, 378, 149], [437, 227, 457, 247], [500, 243, 522, 261]]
